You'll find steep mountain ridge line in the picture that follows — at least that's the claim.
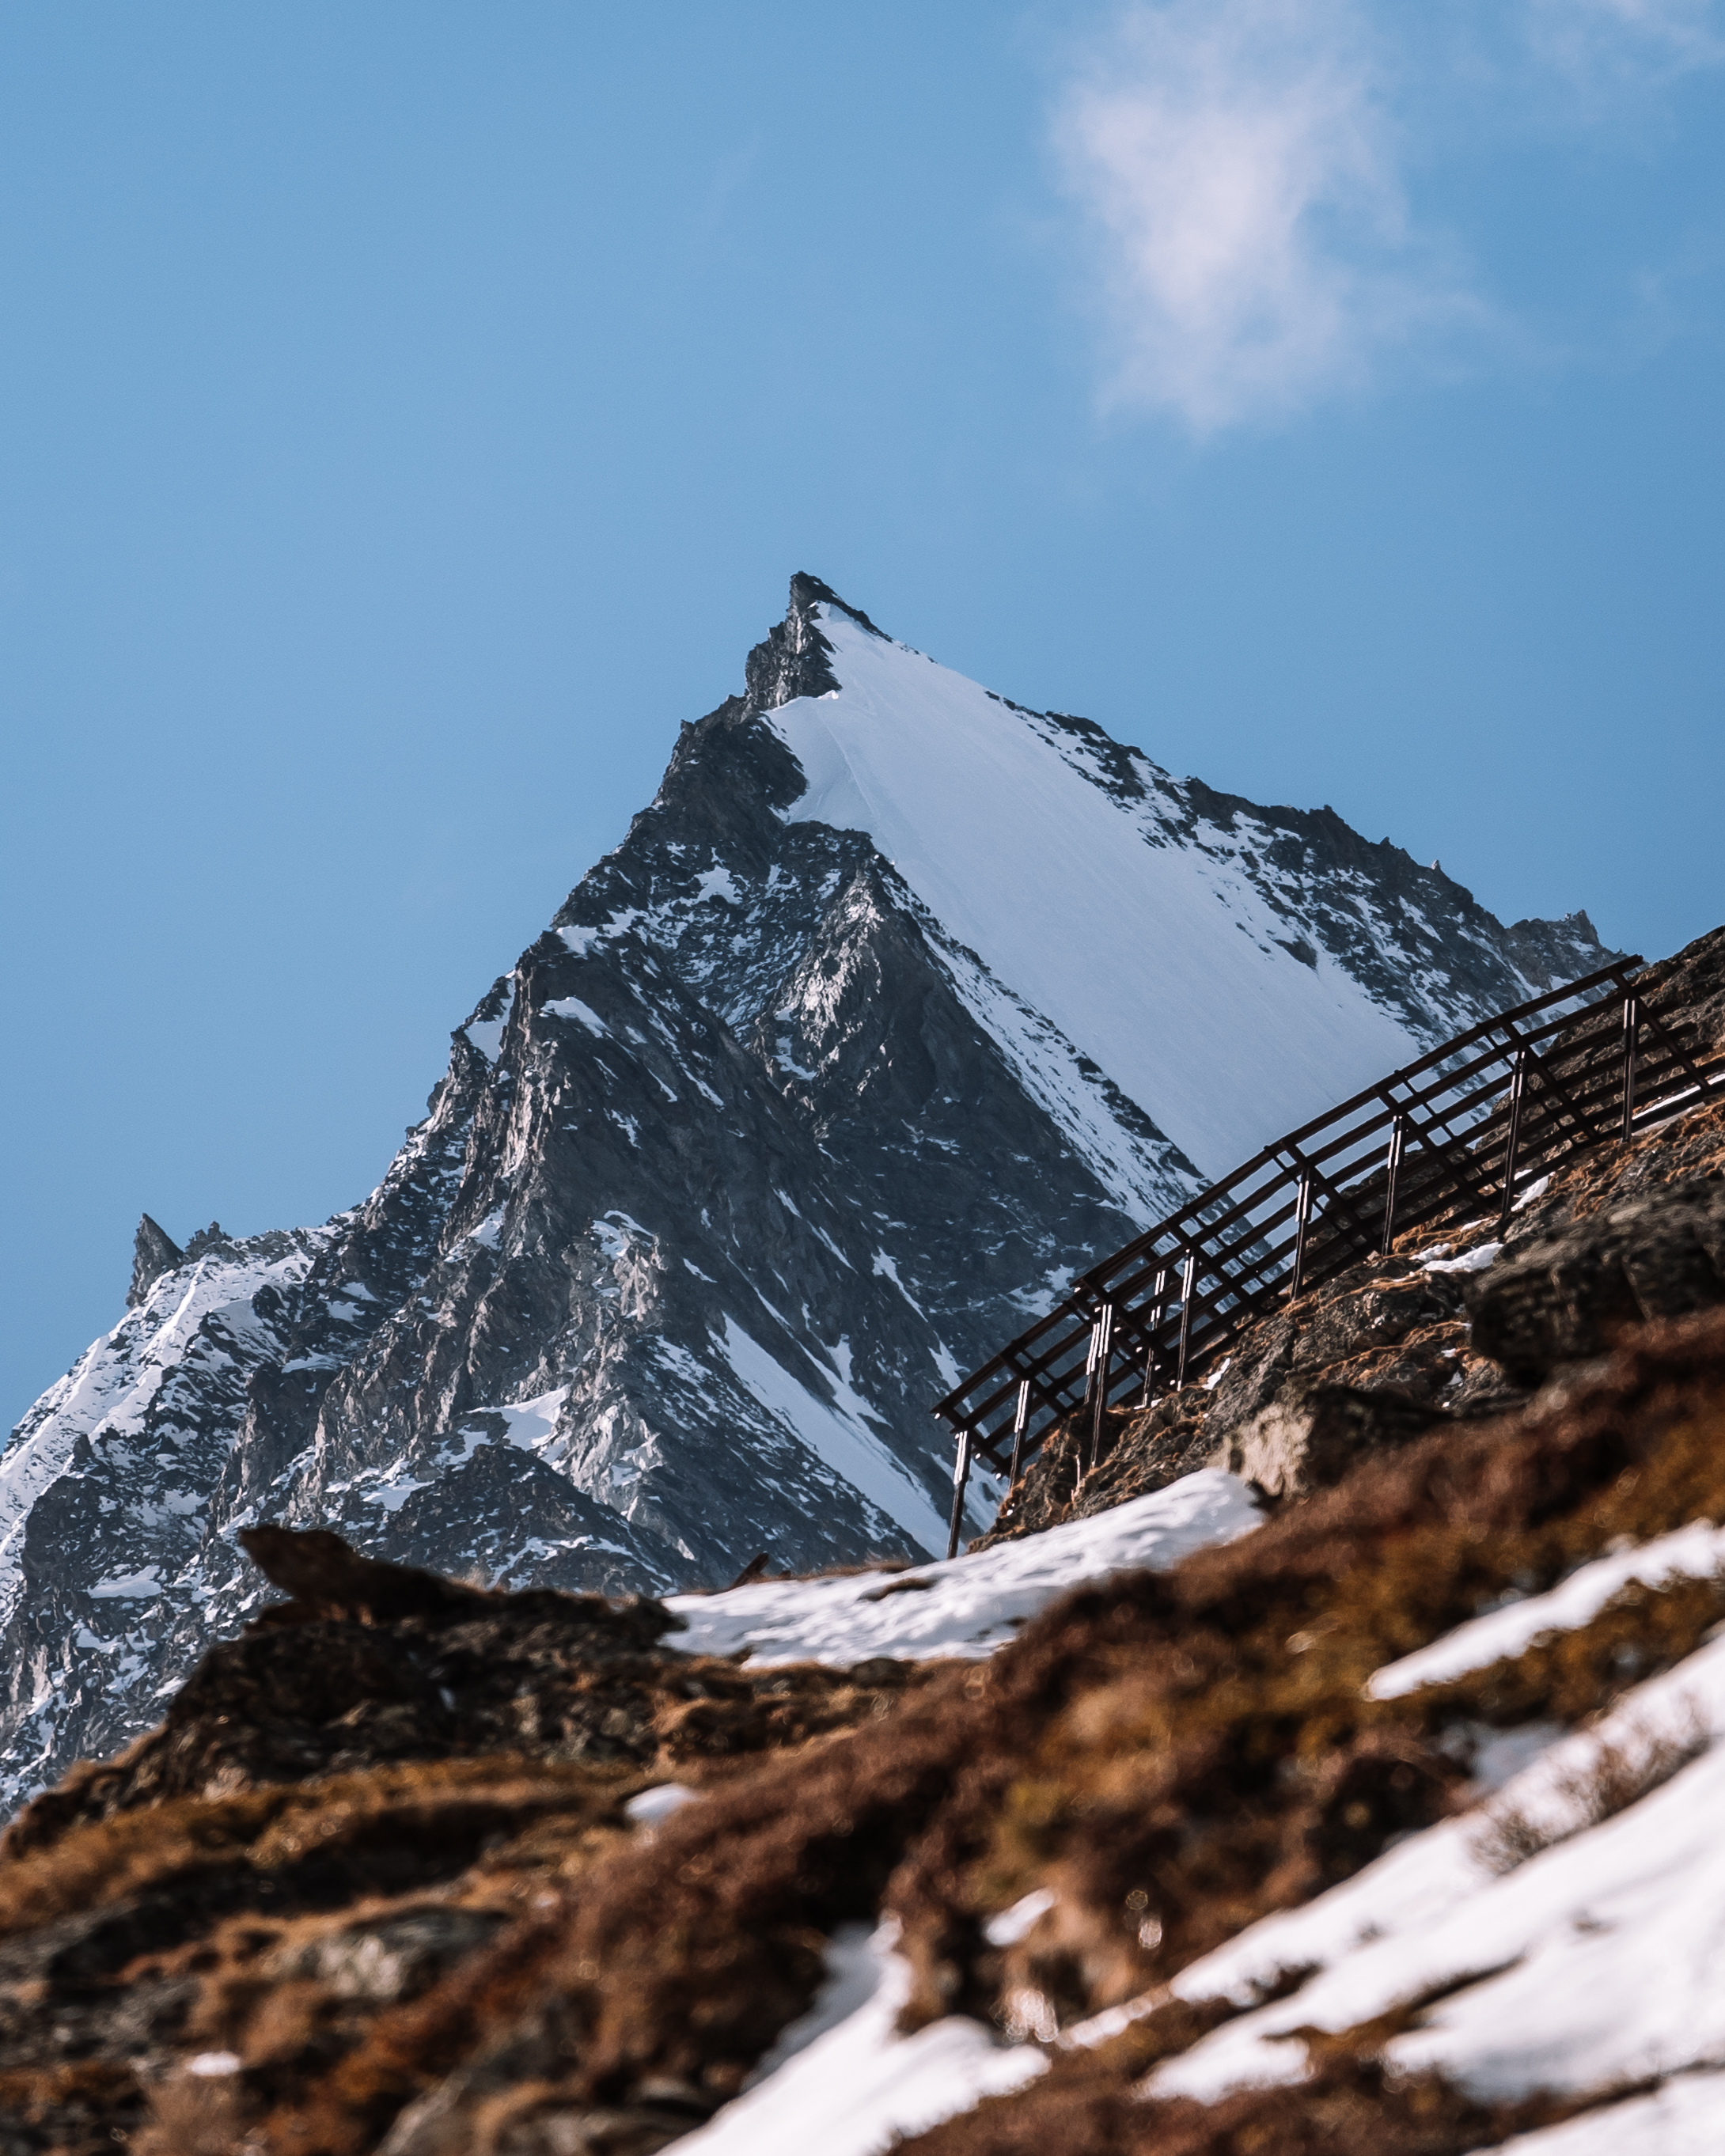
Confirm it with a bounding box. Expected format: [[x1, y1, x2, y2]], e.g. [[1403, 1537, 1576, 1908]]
[[1, 574, 1613, 1815]]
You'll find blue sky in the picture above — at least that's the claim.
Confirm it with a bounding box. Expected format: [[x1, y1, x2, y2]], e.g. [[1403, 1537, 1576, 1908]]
[[4, 0, 1723, 1429]]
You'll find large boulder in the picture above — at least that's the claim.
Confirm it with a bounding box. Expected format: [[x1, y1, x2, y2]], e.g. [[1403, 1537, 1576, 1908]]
[[1470, 1178, 1725, 1385], [1219, 1381, 1453, 1500]]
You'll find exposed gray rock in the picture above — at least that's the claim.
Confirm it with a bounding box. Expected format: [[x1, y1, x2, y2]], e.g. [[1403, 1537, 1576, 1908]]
[[1219, 1382, 1454, 1500], [126, 1214, 184, 1309], [267, 1906, 508, 2004], [1470, 1178, 1725, 1385], [1, 575, 1617, 1816]]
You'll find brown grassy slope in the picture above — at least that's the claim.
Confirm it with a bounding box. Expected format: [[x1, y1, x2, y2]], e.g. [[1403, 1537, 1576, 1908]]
[[7, 1310, 1725, 2154], [1, 1316, 1718, 2156], [241, 1307, 1725, 2154]]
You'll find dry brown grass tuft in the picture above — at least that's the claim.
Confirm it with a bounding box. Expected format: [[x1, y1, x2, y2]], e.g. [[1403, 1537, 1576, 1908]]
[[133, 2072, 256, 2156], [1469, 1703, 1709, 1874], [0, 1753, 643, 1940], [899, 2048, 1591, 2156]]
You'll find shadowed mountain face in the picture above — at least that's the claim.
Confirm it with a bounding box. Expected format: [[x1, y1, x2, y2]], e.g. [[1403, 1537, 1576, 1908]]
[[0, 575, 1614, 1811]]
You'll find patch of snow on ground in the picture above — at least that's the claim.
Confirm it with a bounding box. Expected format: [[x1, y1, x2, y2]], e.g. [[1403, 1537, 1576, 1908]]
[[675, 1923, 1046, 2156], [465, 1207, 506, 1252], [1496, 2071, 1725, 2154], [694, 864, 740, 905], [1424, 1240, 1503, 1275], [544, 995, 608, 1036], [89, 1570, 162, 1601], [1369, 1520, 1725, 1699], [1142, 1634, 1725, 2112], [624, 1783, 700, 1826], [488, 1387, 571, 1456], [666, 1468, 1261, 1665]]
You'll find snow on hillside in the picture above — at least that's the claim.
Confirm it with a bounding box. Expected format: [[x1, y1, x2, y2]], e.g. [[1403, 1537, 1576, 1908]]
[[676, 1922, 1048, 2156], [1368, 1518, 1725, 1701], [1138, 1630, 1725, 2129], [0, 1231, 328, 1638], [772, 607, 1526, 1180], [666, 1468, 1262, 1666], [684, 1524, 1725, 2156]]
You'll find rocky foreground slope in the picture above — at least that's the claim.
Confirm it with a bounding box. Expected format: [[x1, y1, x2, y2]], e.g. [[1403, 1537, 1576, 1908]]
[[2, 928, 1723, 2156], [0, 575, 1613, 1813]]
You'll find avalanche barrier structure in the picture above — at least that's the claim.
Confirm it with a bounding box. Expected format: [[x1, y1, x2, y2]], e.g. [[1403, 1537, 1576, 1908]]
[[935, 956, 1725, 1556]]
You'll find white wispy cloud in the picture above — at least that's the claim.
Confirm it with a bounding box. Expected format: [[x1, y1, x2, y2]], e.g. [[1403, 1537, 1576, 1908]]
[[1052, 0, 1478, 434], [1530, 0, 1725, 80], [1052, 0, 1725, 435]]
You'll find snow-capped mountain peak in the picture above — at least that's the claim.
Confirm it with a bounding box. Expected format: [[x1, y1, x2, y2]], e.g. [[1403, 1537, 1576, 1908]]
[[0, 574, 1615, 1811]]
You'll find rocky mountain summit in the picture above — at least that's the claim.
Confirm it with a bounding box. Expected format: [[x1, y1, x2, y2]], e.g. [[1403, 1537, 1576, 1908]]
[[1, 575, 1614, 1813]]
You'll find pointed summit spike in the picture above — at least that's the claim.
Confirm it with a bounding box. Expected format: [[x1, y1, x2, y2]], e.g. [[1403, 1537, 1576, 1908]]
[[787, 572, 889, 639], [127, 1214, 184, 1307]]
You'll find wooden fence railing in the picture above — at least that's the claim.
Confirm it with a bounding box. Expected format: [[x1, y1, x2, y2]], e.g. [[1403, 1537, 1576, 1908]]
[[934, 955, 1723, 1556]]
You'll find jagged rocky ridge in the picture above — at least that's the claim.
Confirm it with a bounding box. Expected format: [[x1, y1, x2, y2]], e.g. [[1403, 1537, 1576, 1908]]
[[0, 575, 1615, 1812]]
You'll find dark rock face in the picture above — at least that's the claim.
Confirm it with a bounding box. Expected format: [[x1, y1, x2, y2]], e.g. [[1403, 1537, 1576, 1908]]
[[1, 575, 1617, 1815], [1218, 1381, 1456, 1499], [1470, 1181, 1725, 1384], [1201, 1264, 1473, 1442], [125, 1216, 183, 1309]]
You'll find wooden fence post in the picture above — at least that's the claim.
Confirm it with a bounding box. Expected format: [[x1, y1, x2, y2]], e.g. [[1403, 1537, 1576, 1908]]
[[945, 1426, 972, 1562], [1084, 1302, 1115, 1478], [1174, 1252, 1198, 1389], [1289, 1174, 1314, 1299], [1621, 994, 1641, 1142], [1007, 1378, 1031, 1489], [1381, 1114, 1405, 1255], [1498, 1049, 1530, 1234], [1141, 1267, 1169, 1404]]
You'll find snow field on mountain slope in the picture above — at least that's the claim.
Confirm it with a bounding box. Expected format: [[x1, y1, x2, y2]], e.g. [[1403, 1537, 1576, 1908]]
[[667, 1466, 1261, 1663], [0, 1239, 323, 1632], [768, 609, 1431, 1181], [712, 1315, 953, 1559]]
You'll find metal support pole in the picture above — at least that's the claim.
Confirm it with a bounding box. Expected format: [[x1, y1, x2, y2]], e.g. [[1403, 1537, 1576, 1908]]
[[1174, 1252, 1198, 1389], [1140, 1269, 1169, 1404], [1288, 1173, 1314, 1299], [1007, 1379, 1030, 1489], [1621, 994, 1641, 1142], [945, 1427, 972, 1562], [1380, 1114, 1405, 1256], [1498, 1049, 1530, 1234], [1085, 1302, 1115, 1478], [1076, 1316, 1102, 1496]]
